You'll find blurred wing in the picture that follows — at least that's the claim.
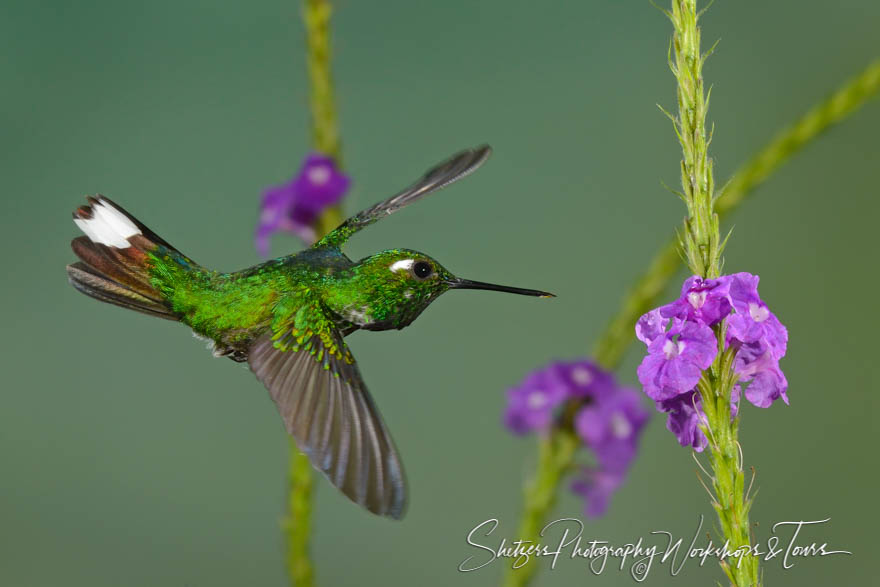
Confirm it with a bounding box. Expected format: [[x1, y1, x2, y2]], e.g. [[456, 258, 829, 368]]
[[248, 297, 407, 519], [316, 144, 492, 249]]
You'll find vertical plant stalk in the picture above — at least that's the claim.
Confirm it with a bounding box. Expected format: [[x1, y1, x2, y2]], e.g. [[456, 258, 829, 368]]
[[502, 42, 880, 587], [284, 447, 315, 586], [285, 1, 345, 586], [668, 1, 754, 584], [502, 431, 578, 587], [595, 57, 880, 370], [669, 0, 722, 279], [305, 0, 344, 239]]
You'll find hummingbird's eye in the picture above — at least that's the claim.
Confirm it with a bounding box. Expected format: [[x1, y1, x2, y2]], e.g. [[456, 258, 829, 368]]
[[411, 261, 434, 281]]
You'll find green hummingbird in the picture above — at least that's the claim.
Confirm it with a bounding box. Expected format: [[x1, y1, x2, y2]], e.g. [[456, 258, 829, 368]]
[[66, 145, 553, 519]]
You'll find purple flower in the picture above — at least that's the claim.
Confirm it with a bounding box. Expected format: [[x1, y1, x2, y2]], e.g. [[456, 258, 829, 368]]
[[575, 387, 649, 472], [635, 309, 668, 346], [636, 319, 717, 401], [571, 468, 625, 518], [725, 273, 788, 360], [656, 390, 709, 451], [657, 387, 741, 452], [556, 361, 617, 400], [734, 340, 789, 407], [636, 272, 789, 439], [503, 365, 568, 434], [660, 275, 733, 326], [722, 273, 789, 407], [503, 360, 620, 434], [255, 153, 350, 256], [505, 360, 650, 518]]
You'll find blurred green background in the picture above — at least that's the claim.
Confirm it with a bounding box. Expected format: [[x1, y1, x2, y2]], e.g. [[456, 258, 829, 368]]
[[1, 1, 877, 585]]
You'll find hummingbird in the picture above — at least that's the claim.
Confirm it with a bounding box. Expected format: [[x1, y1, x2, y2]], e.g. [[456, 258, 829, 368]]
[[66, 145, 553, 519]]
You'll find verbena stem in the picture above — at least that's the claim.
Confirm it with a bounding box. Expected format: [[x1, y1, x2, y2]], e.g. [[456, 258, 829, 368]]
[[502, 431, 578, 587], [594, 57, 880, 368], [717, 58, 880, 216], [305, 0, 344, 238], [285, 1, 345, 585], [503, 40, 880, 587], [668, 0, 721, 279], [285, 448, 315, 586], [667, 1, 753, 583]]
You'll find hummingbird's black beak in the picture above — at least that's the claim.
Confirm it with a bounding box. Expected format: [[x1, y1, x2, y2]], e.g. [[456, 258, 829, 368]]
[[447, 278, 555, 298]]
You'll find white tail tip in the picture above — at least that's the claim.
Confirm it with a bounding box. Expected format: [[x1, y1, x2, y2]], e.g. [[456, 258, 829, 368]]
[[73, 197, 141, 248]]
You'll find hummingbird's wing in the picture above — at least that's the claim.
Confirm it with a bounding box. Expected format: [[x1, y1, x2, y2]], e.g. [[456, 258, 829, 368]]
[[247, 296, 407, 519], [316, 144, 492, 249]]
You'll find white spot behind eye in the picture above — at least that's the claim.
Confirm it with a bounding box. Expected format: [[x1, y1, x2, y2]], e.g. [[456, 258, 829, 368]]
[[390, 259, 414, 273]]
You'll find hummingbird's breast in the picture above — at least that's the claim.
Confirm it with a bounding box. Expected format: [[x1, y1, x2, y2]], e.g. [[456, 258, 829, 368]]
[[330, 285, 440, 332], [322, 275, 405, 331]]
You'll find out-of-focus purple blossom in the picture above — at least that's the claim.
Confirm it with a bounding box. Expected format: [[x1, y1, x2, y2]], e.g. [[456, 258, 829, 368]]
[[504, 359, 650, 518], [503, 364, 568, 435], [636, 319, 717, 401], [557, 361, 617, 400], [571, 468, 625, 518], [575, 387, 649, 472], [255, 153, 350, 256], [503, 360, 621, 435]]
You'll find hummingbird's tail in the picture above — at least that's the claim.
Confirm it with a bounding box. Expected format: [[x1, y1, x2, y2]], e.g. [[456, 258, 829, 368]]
[[66, 196, 193, 320]]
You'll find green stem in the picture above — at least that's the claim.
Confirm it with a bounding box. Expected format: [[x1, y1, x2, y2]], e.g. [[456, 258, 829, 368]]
[[284, 1, 346, 585], [503, 431, 578, 587], [304, 0, 340, 160], [717, 58, 880, 217], [305, 0, 344, 237], [669, 0, 721, 278], [284, 447, 315, 586], [502, 44, 880, 587], [669, 2, 758, 584], [594, 57, 880, 369]]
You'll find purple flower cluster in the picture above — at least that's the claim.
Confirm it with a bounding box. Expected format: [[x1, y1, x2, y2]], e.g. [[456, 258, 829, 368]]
[[505, 360, 649, 517], [255, 153, 350, 256], [636, 273, 788, 451]]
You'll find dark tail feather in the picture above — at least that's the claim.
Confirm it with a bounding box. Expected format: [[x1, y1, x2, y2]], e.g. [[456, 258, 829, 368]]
[[67, 195, 184, 320], [67, 262, 177, 320]]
